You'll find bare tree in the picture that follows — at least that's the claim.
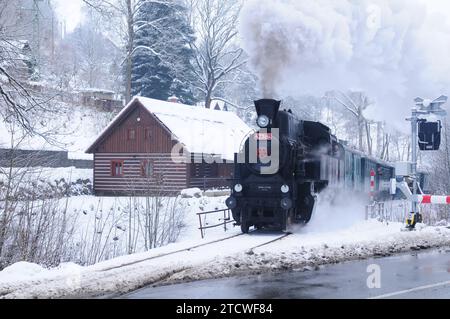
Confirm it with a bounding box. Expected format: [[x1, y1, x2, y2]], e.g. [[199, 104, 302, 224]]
[[325, 91, 374, 154], [0, 1, 57, 136], [0, 122, 79, 269], [123, 167, 185, 251], [186, 0, 245, 108]]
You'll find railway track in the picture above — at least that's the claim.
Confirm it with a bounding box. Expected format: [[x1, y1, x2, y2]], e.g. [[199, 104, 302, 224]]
[[99, 232, 247, 272], [0, 229, 295, 298], [247, 232, 292, 252], [100, 230, 293, 272]]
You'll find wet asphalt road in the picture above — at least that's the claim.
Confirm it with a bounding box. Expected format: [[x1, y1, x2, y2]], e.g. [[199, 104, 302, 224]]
[[121, 248, 450, 299]]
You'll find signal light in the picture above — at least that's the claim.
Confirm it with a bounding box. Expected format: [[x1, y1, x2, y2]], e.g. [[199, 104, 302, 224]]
[[418, 120, 441, 151]]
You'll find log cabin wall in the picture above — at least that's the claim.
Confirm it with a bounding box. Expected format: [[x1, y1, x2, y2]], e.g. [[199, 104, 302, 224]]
[[95, 102, 176, 154], [91, 101, 188, 196], [94, 153, 188, 196]]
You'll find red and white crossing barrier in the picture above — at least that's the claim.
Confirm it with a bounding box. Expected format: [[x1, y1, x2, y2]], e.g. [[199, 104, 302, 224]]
[[397, 181, 450, 205], [418, 195, 450, 204]]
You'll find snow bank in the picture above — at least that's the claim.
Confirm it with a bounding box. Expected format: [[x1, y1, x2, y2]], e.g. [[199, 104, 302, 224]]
[[67, 152, 93, 160], [164, 221, 450, 284], [0, 102, 112, 153], [0, 166, 92, 183], [0, 262, 46, 284], [180, 188, 203, 198], [1, 220, 449, 299]]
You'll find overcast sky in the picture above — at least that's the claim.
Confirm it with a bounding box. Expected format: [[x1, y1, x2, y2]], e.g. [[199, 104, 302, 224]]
[[53, 0, 83, 32], [53, 0, 450, 34]]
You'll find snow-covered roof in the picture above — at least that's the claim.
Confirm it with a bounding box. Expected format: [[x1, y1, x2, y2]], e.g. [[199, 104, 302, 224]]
[[197, 99, 227, 111], [86, 96, 253, 161]]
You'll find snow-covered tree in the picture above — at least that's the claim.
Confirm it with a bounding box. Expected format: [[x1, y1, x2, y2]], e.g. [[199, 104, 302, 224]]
[[186, 0, 245, 108], [0, 1, 47, 133], [82, 0, 196, 103], [131, 0, 195, 104]]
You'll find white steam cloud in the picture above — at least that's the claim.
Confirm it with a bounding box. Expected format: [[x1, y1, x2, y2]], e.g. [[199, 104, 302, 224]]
[[239, 0, 450, 127]]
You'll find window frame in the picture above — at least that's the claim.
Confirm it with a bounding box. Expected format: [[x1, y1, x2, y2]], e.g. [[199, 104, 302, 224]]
[[144, 127, 152, 140], [127, 128, 136, 140], [140, 159, 154, 177], [111, 160, 125, 177]]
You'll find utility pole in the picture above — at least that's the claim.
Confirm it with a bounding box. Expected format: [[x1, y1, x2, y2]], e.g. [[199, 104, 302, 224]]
[[51, 2, 55, 61], [32, 0, 42, 66], [406, 96, 447, 230]]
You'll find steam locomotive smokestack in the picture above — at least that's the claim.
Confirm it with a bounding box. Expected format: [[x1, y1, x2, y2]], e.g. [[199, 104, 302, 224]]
[[254, 99, 281, 122]]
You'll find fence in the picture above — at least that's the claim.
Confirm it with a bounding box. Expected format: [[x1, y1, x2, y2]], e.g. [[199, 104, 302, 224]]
[[189, 177, 230, 191], [365, 200, 449, 225], [197, 208, 234, 238], [365, 201, 385, 221], [0, 148, 92, 169]]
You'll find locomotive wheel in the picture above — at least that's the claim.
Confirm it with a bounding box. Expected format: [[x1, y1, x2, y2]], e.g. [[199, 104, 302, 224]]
[[241, 222, 250, 233], [302, 194, 315, 223]]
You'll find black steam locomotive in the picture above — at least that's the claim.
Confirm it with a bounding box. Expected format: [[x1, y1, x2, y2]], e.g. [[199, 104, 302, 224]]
[[225, 99, 396, 233]]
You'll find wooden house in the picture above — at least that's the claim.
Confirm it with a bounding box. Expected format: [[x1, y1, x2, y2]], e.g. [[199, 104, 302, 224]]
[[86, 96, 252, 196]]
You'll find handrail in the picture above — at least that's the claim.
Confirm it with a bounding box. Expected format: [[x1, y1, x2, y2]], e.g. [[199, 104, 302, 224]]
[[197, 208, 233, 238]]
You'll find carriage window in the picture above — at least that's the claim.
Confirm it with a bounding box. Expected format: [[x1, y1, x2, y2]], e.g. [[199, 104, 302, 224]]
[[127, 128, 136, 140], [111, 160, 124, 176], [141, 160, 154, 177]]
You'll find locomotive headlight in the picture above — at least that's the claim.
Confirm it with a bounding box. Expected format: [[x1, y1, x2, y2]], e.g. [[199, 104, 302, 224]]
[[234, 184, 243, 192], [281, 184, 290, 193], [257, 115, 270, 128]]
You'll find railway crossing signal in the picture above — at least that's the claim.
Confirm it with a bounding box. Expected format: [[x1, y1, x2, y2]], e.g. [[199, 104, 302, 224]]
[[406, 95, 447, 230], [418, 120, 442, 151], [369, 169, 375, 202]]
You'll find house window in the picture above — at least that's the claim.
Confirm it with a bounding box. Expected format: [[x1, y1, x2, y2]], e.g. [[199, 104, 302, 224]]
[[127, 128, 136, 140], [111, 160, 124, 176], [141, 160, 154, 177], [144, 127, 152, 140]]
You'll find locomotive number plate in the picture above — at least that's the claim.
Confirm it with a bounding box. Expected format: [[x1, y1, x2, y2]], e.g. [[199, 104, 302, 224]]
[[254, 132, 272, 140], [257, 185, 272, 192]]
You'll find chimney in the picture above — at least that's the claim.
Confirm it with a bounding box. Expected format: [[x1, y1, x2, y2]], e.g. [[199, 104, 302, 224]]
[[168, 96, 180, 103], [254, 99, 281, 122]]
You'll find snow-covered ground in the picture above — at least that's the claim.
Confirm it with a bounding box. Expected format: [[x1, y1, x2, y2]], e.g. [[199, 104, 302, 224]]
[[0, 102, 113, 154], [1, 192, 449, 298], [0, 166, 92, 183]]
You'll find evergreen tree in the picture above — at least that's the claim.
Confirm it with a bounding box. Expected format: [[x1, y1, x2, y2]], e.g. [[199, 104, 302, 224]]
[[131, 0, 196, 104]]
